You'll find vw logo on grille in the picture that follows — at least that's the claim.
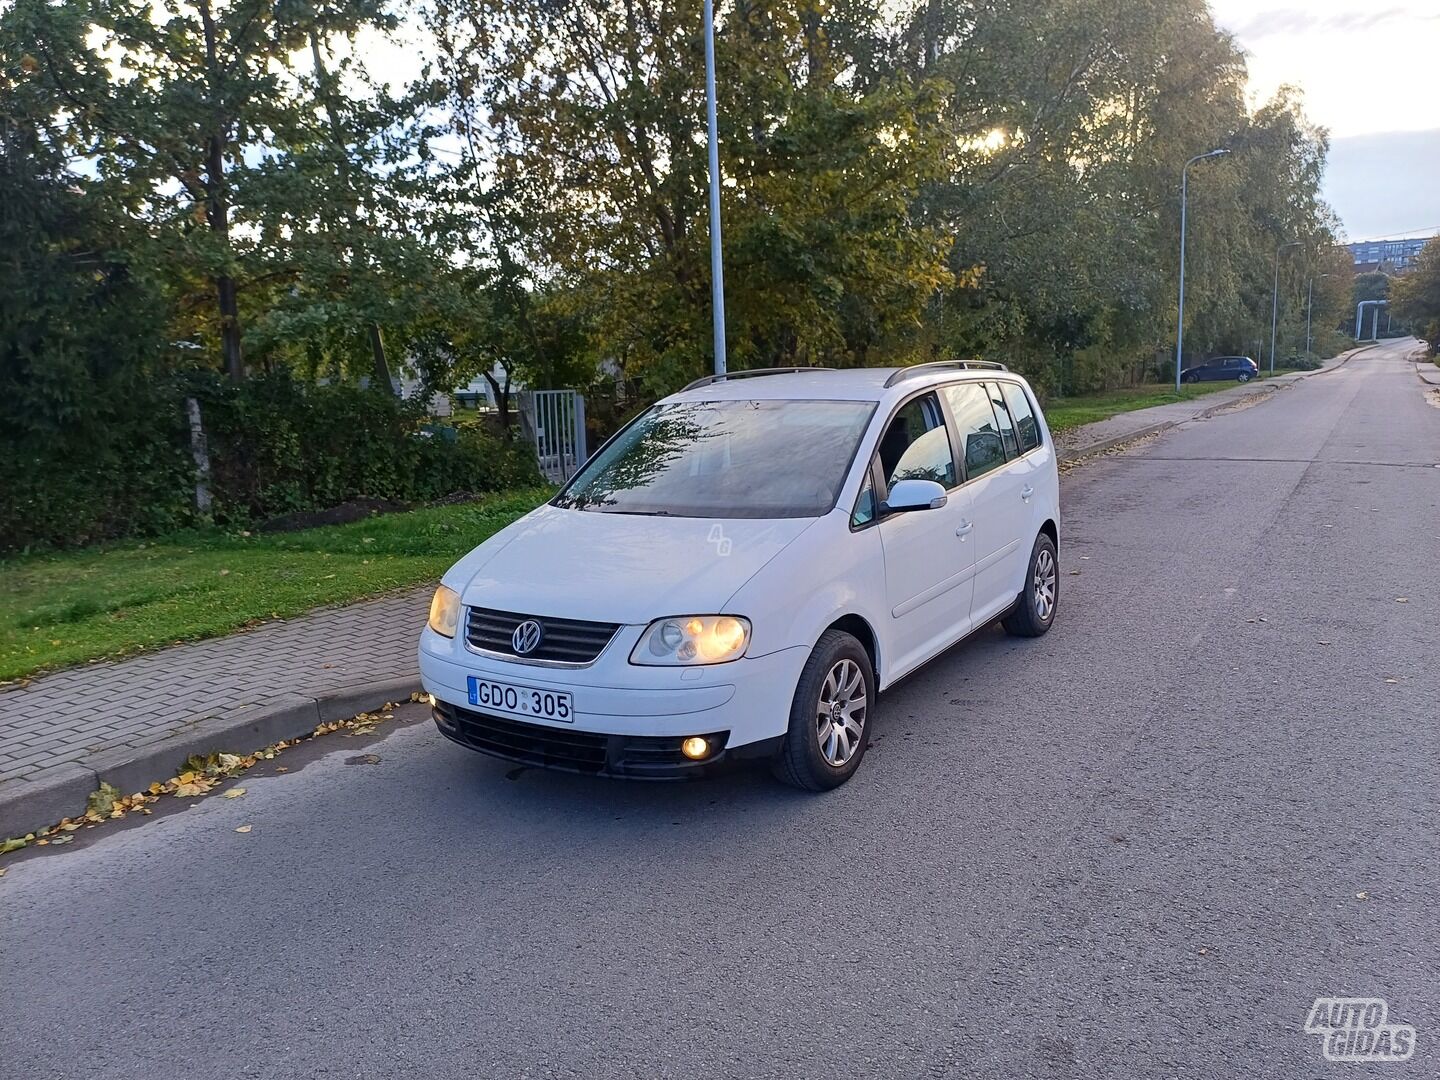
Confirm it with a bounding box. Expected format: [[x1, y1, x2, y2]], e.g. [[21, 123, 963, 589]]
[[511, 619, 544, 655]]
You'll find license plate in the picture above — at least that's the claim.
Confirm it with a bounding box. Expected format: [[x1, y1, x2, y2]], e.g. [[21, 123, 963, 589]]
[[467, 677, 574, 723]]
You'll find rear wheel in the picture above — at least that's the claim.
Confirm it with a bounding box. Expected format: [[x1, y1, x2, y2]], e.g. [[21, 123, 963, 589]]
[[1002, 532, 1059, 637], [773, 630, 874, 791]]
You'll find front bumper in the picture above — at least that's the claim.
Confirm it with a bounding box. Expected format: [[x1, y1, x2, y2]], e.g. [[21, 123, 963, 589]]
[[419, 626, 809, 757], [432, 701, 780, 779]]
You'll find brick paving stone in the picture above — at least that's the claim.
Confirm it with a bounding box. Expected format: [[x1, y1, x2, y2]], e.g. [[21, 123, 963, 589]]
[[0, 587, 429, 783]]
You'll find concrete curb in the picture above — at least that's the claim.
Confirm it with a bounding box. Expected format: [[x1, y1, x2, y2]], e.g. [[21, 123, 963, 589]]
[[0, 675, 418, 840], [1057, 344, 1377, 466], [1057, 420, 1178, 465]]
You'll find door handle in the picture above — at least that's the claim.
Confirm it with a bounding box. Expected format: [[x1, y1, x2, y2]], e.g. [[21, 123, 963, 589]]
[[1020, 484, 1034, 501], [955, 520, 973, 537]]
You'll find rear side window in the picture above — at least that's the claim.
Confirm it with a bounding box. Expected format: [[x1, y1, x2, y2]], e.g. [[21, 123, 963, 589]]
[[942, 383, 1006, 480], [875, 393, 957, 489], [1000, 382, 1042, 453], [984, 381, 1019, 458]]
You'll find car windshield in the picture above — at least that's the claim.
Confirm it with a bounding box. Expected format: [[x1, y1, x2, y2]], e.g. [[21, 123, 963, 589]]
[[553, 399, 877, 518]]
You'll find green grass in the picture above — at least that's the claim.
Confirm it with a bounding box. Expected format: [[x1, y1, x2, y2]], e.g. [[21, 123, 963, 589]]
[[1041, 383, 1232, 433], [1042, 368, 1312, 434], [0, 488, 551, 683]]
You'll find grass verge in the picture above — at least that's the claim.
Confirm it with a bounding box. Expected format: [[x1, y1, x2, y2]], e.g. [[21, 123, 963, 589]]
[[1042, 367, 1316, 434], [0, 488, 550, 683]]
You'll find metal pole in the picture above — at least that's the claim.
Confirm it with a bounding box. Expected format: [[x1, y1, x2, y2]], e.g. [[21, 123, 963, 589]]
[[1174, 149, 1227, 392], [1175, 166, 1189, 393], [1270, 241, 1299, 375], [1306, 277, 1314, 357], [1269, 249, 1281, 375], [704, 0, 727, 376]]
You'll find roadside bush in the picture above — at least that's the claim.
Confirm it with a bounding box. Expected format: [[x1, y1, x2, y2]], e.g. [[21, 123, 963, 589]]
[[0, 370, 539, 553]]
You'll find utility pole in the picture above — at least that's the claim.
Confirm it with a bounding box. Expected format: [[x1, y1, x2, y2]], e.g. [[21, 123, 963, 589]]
[[1305, 273, 1329, 357], [704, 0, 727, 377], [1174, 148, 1229, 391], [1270, 241, 1301, 375]]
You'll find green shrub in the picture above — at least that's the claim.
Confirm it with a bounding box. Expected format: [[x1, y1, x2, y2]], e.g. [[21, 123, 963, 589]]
[[0, 369, 540, 553]]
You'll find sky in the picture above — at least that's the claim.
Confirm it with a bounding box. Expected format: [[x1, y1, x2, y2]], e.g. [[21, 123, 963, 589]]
[[1208, 1, 1440, 241]]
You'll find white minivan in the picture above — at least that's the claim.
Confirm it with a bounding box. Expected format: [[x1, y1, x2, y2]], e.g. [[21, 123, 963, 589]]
[[420, 361, 1059, 789]]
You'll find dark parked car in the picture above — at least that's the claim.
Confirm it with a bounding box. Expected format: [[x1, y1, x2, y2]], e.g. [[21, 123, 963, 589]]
[[1181, 356, 1259, 383]]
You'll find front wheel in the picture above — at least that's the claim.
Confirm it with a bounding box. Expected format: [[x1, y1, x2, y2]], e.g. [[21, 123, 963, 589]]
[[1237, 372, 1252, 382], [1002, 532, 1058, 637], [773, 630, 875, 791]]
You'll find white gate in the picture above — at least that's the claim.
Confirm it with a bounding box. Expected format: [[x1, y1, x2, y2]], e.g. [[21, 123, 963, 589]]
[[522, 390, 587, 484]]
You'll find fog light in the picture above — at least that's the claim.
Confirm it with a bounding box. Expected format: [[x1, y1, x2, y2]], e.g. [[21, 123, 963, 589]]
[[681, 736, 710, 761]]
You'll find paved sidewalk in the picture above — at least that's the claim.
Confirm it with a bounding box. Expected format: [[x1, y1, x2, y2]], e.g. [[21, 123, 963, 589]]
[[0, 587, 426, 834], [0, 341, 1383, 835]]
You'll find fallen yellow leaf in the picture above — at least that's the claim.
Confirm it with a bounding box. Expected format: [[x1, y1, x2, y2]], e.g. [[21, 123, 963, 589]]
[[223, 787, 247, 799], [235, 825, 252, 834]]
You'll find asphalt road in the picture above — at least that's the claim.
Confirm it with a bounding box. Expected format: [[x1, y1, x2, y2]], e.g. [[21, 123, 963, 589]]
[[3, 337, 1436, 1079]]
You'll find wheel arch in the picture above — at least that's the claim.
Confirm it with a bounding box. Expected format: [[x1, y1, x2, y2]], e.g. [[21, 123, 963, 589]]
[[822, 613, 881, 684], [1039, 518, 1058, 550]]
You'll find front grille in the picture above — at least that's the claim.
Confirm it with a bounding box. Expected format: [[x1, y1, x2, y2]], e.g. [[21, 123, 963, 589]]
[[435, 704, 730, 779], [465, 607, 620, 665]]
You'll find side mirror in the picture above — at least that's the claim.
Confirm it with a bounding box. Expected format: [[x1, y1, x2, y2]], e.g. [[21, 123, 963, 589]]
[[881, 478, 947, 514]]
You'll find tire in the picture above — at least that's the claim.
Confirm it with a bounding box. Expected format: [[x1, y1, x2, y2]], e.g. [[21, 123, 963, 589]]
[[1182, 373, 1198, 384], [773, 629, 875, 791], [1237, 372, 1251, 383], [1001, 532, 1059, 638]]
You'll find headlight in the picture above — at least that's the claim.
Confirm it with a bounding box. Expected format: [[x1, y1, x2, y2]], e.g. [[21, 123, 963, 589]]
[[428, 585, 461, 637], [630, 615, 751, 666]]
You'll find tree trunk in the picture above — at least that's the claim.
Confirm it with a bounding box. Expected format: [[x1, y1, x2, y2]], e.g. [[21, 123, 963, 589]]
[[368, 323, 393, 393], [199, 0, 243, 380], [482, 369, 513, 441]]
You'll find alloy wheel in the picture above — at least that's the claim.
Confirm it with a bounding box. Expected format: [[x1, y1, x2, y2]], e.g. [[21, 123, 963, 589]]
[[815, 658, 867, 767], [1034, 547, 1057, 621]]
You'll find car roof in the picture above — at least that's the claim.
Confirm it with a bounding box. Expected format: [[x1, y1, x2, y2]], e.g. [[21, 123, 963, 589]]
[[664, 366, 1030, 406]]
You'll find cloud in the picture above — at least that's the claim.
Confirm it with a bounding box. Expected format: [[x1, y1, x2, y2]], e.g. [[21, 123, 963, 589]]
[[1234, 6, 1438, 38]]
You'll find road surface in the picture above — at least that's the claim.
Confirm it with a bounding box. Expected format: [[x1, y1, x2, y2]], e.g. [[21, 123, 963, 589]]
[[2, 337, 1436, 1079]]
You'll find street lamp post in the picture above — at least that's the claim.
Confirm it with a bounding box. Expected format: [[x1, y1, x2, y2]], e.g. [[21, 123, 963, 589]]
[[703, 0, 726, 377], [1269, 241, 1301, 375], [1175, 148, 1229, 392], [1305, 273, 1330, 357]]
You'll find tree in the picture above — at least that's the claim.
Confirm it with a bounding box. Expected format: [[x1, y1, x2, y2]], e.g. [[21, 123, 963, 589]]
[[1, 9, 186, 543], [422, 0, 953, 395], [12, 0, 402, 380], [1391, 240, 1440, 350]]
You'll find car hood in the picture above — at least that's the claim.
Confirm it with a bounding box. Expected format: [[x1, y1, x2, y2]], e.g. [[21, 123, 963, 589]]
[[453, 504, 817, 623]]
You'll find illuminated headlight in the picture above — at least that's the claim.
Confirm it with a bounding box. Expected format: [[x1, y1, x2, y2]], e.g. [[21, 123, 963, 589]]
[[630, 615, 751, 666], [428, 585, 462, 638]]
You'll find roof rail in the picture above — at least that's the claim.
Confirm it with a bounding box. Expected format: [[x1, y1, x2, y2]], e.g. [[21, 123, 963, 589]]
[[883, 360, 1008, 388], [681, 366, 836, 392]]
